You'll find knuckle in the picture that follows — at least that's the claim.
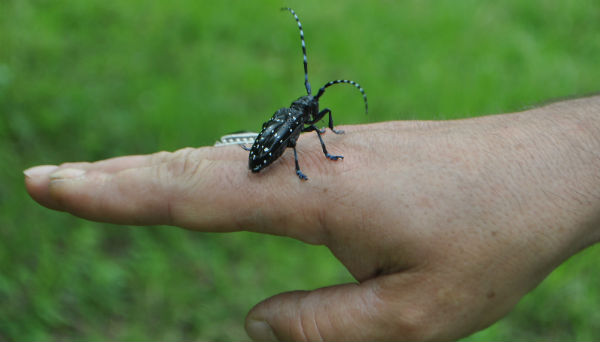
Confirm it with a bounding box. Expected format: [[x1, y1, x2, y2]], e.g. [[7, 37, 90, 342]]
[[373, 285, 442, 341], [159, 147, 203, 181], [296, 306, 324, 342], [152, 148, 211, 227], [390, 307, 436, 341], [284, 309, 322, 342], [58, 161, 91, 169], [149, 150, 172, 165], [370, 305, 432, 341]]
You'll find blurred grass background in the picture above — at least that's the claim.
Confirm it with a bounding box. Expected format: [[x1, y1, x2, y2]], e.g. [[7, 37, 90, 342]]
[[1, 0, 600, 340]]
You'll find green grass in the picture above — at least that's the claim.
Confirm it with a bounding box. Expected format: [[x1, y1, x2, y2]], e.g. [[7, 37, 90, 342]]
[[1, 0, 600, 340]]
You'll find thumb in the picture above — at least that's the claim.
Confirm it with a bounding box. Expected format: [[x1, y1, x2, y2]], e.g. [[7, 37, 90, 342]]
[[245, 275, 431, 341]]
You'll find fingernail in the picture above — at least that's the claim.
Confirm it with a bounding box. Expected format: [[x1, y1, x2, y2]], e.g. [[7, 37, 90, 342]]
[[246, 319, 278, 342], [23, 165, 58, 178], [49, 168, 86, 180]]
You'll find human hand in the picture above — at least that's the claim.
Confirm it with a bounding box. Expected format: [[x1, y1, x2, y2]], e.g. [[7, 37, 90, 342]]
[[24, 98, 600, 341]]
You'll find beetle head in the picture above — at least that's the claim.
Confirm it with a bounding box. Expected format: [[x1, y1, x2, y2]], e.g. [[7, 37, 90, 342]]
[[291, 95, 319, 120]]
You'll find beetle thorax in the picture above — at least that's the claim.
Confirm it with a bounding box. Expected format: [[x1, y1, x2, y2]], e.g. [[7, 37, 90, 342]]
[[291, 95, 319, 121]]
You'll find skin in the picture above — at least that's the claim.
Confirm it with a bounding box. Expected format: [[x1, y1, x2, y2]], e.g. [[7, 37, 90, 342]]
[[24, 96, 600, 341]]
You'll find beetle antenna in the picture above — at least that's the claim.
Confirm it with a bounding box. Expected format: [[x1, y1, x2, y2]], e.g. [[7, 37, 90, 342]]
[[282, 7, 312, 95], [315, 79, 368, 114]]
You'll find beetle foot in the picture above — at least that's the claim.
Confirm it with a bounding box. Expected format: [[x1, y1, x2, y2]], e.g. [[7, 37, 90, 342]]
[[296, 169, 309, 180], [332, 128, 345, 134], [326, 153, 344, 161], [318, 127, 327, 134]]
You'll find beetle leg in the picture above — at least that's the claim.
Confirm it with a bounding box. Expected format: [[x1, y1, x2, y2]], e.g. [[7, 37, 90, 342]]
[[291, 144, 308, 180], [304, 124, 344, 161], [318, 108, 344, 134], [307, 108, 338, 134]]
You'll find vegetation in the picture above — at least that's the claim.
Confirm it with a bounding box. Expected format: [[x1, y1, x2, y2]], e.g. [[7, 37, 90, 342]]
[[1, 0, 599, 340]]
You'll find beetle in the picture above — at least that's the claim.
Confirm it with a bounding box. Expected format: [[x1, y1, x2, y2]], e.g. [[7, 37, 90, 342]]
[[243, 7, 368, 180]]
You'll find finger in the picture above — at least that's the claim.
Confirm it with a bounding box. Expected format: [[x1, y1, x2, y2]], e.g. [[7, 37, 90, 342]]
[[25, 147, 331, 242], [24, 155, 161, 210], [55, 155, 154, 173], [45, 159, 256, 229], [23, 165, 62, 210], [24, 154, 162, 209], [32, 146, 244, 174], [36, 155, 246, 228], [245, 273, 438, 341], [24, 147, 244, 212]]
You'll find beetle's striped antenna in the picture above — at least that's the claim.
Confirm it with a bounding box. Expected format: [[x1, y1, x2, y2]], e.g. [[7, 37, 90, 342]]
[[282, 7, 312, 95], [315, 79, 368, 114]]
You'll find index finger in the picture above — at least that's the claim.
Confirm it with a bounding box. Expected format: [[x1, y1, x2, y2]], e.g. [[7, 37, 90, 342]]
[[24, 145, 338, 245]]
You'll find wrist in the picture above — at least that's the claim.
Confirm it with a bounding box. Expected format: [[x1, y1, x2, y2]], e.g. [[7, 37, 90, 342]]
[[540, 97, 600, 248], [500, 97, 600, 255]]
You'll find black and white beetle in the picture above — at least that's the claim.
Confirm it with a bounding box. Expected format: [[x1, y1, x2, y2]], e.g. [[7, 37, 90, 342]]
[[243, 7, 368, 180]]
